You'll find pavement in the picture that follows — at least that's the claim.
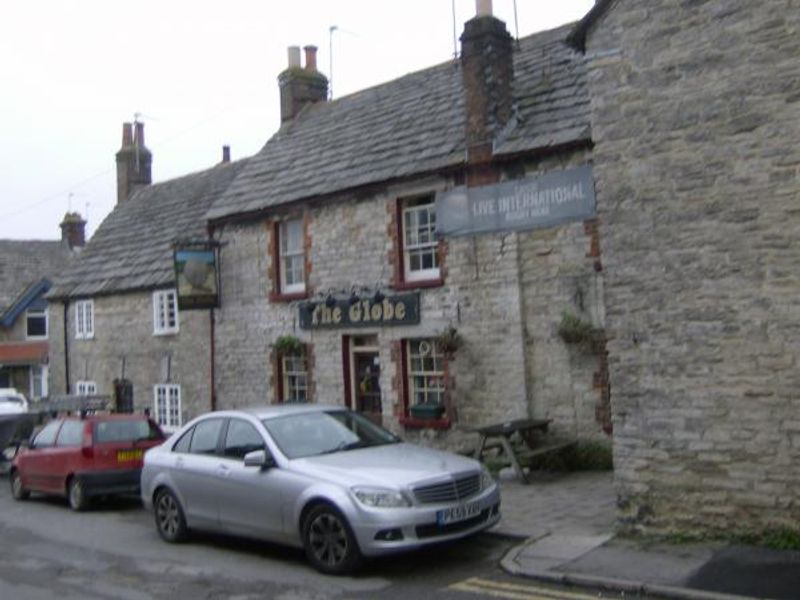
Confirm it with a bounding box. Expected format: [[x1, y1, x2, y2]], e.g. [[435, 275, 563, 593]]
[[491, 470, 800, 600]]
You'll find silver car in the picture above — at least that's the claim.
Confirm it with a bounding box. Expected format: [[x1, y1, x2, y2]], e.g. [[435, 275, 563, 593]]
[[141, 404, 500, 574]]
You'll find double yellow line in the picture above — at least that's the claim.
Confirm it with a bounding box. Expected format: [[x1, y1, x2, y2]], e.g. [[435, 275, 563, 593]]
[[449, 577, 606, 600]]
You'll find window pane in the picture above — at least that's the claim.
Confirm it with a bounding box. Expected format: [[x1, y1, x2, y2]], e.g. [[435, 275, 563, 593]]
[[223, 420, 265, 459], [189, 419, 224, 455], [27, 310, 47, 337], [56, 420, 83, 447]]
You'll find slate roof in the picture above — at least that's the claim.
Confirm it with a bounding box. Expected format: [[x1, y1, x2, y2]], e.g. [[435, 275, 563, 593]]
[[48, 160, 248, 299], [0, 240, 73, 317], [207, 23, 590, 222]]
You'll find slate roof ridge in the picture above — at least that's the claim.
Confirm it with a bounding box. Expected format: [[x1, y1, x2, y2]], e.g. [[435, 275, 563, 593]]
[[47, 155, 249, 300], [207, 19, 589, 223]]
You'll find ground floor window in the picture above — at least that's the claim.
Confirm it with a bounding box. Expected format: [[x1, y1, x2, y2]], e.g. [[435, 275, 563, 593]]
[[407, 339, 446, 407], [76, 380, 97, 396], [154, 384, 181, 432], [30, 365, 47, 399], [281, 354, 308, 403]]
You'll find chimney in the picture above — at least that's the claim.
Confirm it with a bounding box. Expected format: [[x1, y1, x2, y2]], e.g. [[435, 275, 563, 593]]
[[279, 44, 328, 124], [460, 0, 514, 178], [115, 121, 152, 203], [221, 145, 231, 163], [60, 212, 87, 250]]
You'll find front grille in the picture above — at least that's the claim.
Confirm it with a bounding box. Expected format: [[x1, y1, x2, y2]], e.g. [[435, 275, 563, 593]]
[[412, 472, 481, 504], [415, 507, 493, 539]]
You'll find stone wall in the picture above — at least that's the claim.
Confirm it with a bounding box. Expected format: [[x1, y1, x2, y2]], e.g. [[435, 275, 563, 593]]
[[585, 0, 800, 533], [48, 292, 212, 428], [213, 148, 609, 449]]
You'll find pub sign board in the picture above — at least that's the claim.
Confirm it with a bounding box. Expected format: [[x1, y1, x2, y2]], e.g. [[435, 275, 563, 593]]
[[299, 293, 420, 330], [435, 165, 595, 237], [173, 246, 219, 310]]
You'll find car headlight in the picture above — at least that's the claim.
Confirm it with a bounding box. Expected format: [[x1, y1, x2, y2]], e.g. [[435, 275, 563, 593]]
[[480, 465, 495, 491], [352, 486, 410, 508]]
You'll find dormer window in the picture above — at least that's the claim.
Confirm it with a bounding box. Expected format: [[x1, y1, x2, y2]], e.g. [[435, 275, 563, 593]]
[[26, 308, 48, 339]]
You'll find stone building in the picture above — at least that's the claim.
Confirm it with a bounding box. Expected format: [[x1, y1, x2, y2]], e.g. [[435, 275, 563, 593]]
[[570, 0, 800, 534], [206, 5, 611, 449], [47, 122, 247, 431], [0, 215, 84, 400]]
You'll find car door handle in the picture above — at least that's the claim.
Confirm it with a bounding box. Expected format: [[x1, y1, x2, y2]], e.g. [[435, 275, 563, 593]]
[[175, 457, 184, 468], [216, 464, 231, 477]]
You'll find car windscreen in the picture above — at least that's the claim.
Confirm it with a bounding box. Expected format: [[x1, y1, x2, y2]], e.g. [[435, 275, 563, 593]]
[[94, 419, 163, 443], [262, 410, 399, 459]]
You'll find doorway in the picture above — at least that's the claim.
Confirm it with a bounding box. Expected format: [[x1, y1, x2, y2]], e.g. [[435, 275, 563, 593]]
[[346, 335, 382, 425]]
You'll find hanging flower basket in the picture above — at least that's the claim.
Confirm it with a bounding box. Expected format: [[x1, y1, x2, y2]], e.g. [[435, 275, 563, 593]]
[[273, 334, 304, 356], [435, 325, 463, 355]]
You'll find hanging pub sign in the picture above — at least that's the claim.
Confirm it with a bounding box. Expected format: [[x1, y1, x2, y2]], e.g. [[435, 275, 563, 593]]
[[173, 243, 220, 310], [299, 293, 420, 330], [435, 165, 595, 237]]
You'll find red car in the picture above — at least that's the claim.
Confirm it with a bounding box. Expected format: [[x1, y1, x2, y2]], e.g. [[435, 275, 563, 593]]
[[9, 413, 165, 510]]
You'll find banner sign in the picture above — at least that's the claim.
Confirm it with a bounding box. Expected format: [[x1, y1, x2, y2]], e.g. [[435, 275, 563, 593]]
[[435, 165, 595, 237], [299, 293, 420, 330], [173, 246, 219, 310]]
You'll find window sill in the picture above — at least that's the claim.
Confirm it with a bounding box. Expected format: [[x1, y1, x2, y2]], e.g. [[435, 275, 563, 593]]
[[269, 291, 309, 303], [392, 278, 443, 292], [153, 330, 179, 337], [399, 416, 451, 430]]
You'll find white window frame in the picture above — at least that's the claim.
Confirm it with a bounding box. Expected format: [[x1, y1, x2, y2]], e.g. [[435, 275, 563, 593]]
[[75, 300, 94, 340], [153, 289, 179, 335], [407, 339, 445, 407], [281, 353, 308, 403], [402, 198, 439, 282], [29, 365, 48, 399], [154, 384, 181, 432], [76, 380, 97, 396], [25, 307, 48, 340], [279, 218, 306, 294]]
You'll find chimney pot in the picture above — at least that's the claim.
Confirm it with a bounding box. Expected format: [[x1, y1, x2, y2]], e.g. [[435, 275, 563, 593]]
[[222, 145, 231, 163], [304, 45, 318, 71], [134, 121, 145, 147], [476, 0, 493, 17], [287, 46, 301, 68], [121, 122, 133, 146]]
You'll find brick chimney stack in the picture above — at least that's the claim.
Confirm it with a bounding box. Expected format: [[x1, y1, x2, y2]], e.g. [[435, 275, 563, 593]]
[[115, 121, 152, 203], [60, 212, 87, 250], [279, 44, 328, 124], [461, 0, 514, 184]]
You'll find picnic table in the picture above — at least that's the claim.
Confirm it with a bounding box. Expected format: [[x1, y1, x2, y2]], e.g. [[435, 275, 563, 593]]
[[471, 418, 576, 483]]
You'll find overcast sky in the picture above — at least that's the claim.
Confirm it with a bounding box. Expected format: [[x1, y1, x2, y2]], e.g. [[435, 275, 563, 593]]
[[0, 0, 593, 241]]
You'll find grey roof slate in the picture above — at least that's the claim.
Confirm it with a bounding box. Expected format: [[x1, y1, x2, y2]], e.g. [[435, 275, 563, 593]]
[[207, 23, 590, 222], [0, 240, 73, 315], [48, 160, 248, 299]]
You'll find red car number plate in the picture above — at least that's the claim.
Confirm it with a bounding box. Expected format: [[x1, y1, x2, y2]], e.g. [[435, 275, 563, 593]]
[[117, 449, 143, 462]]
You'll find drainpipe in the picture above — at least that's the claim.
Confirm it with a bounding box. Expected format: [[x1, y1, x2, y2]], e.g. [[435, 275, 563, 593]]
[[210, 308, 216, 412], [63, 300, 71, 394]]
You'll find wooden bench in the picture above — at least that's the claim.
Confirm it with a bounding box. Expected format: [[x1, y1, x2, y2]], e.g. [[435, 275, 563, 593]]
[[514, 439, 578, 464]]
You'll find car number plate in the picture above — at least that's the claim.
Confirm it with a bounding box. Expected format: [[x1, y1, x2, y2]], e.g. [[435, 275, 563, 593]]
[[437, 501, 482, 525], [117, 449, 143, 462]]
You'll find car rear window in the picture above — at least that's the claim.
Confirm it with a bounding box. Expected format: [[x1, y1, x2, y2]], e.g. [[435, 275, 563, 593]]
[[94, 419, 163, 443]]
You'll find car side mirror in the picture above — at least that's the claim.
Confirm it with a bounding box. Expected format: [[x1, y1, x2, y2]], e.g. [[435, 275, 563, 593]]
[[243, 449, 275, 470]]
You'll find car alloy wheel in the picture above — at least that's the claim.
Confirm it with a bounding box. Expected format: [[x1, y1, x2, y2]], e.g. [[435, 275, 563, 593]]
[[302, 504, 362, 574], [68, 478, 88, 511], [154, 489, 187, 543], [10, 470, 29, 500]]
